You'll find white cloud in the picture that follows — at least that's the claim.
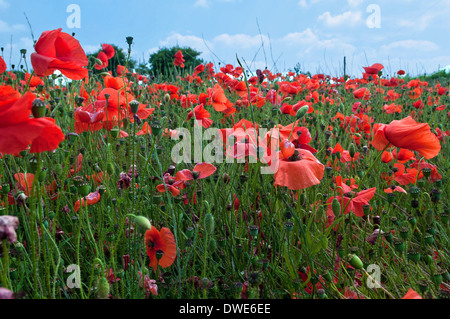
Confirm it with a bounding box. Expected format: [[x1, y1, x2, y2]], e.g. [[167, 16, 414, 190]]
[[318, 11, 362, 27], [194, 0, 208, 7], [0, 20, 27, 33], [381, 40, 439, 52], [279, 28, 356, 55]]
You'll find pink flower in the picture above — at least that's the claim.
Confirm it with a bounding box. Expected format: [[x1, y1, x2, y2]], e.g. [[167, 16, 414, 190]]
[[0, 215, 19, 243], [0, 287, 14, 299]]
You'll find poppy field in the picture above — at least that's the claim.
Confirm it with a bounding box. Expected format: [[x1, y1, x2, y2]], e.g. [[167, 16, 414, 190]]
[[0, 28, 449, 300]]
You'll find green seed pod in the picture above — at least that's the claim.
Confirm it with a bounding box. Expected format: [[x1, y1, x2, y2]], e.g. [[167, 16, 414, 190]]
[[77, 182, 91, 197], [31, 99, 46, 118], [407, 250, 421, 263], [394, 240, 405, 252], [129, 100, 140, 115], [97, 277, 110, 299], [423, 234, 434, 245], [110, 127, 120, 138]]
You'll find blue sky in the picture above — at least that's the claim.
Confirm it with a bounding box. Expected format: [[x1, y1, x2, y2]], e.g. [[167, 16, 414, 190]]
[[1, 0, 449, 77]]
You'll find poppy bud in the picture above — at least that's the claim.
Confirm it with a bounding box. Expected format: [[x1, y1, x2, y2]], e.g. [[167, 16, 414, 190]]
[[332, 198, 341, 216], [164, 93, 171, 103], [31, 99, 46, 118], [94, 58, 103, 66], [204, 213, 215, 235], [38, 170, 47, 183], [296, 105, 309, 119], [129, 100, 140, 115], [97, 277, 110, 299], [134, 216, 152, 234], [349, 143, 356, 159]]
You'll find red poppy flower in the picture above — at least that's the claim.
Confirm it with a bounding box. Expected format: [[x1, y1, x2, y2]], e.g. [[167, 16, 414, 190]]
[[175, 163, 217, 182], [384, 186, 407, 194], [0, 86, 65, 154], [353, 87, 371, 100], [156, 173, 184, 197], [101, 44, 115, 59], [372, 116, 441, 159], [173, 50, 185, 68], [274, 149, 324, 190], [326, 187, 376, 220], [211, 84, 234, 112], [95, 51, 108, 70], [145, 226, 177, 271], [14, 173, 35, 196], [74, 190, 101, 212], [394, 163, 418, 186], [187, 104, 213, 128], [74, 107, 104, 134], [0, 56, 6, 74], [363, 63, 384, 75], [31, 28, 88, 80], [402, 289, 422, 299]]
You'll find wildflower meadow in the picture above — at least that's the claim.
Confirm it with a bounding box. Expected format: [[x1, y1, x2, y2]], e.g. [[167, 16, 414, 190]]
[[0, 7, 449, 306]]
